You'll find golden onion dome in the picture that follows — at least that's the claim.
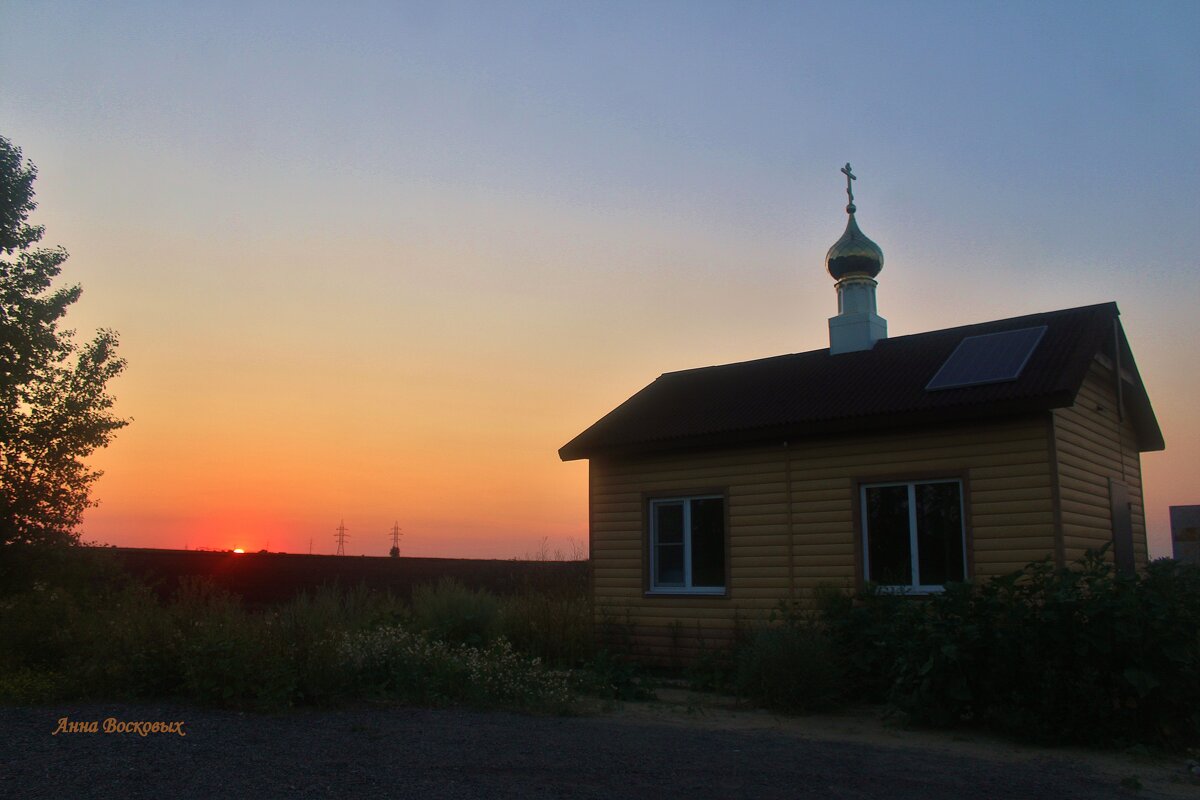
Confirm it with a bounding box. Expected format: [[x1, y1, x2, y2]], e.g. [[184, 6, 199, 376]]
[[825, 163, 883, 280], [825, 208, 883, 280]]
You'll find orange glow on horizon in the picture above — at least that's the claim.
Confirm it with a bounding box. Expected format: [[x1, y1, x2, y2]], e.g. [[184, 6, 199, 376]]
[[2, 0, 1195, 567]]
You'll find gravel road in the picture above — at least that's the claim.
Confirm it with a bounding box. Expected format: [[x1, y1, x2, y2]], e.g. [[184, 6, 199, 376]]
[[0, 702, 1187, 799]]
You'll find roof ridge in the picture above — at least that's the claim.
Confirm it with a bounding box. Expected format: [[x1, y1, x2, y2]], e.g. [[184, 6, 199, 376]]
[[658, 348, 827, 379], [884, 301, 1118, 344], [656, 302, 1119, 380]]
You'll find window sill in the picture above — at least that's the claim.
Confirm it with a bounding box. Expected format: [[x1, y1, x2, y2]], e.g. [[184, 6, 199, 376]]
[[645, 588, 727, 597], [872, 584, 949, 596]]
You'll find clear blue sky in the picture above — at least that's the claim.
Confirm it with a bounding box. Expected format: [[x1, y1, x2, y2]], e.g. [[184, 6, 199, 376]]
[[1, 1, 1197, 557]]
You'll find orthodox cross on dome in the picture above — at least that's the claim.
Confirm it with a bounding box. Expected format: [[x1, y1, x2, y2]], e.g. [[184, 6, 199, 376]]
[[841, 162, 856, 212]]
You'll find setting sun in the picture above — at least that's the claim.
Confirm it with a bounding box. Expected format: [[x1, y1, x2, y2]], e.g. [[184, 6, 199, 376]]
[[233, 549, 244, 554]]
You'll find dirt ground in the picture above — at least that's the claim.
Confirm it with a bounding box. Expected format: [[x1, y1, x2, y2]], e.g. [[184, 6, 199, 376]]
[[625, 689, 1199, 797], [2, 692, 1196, 799]]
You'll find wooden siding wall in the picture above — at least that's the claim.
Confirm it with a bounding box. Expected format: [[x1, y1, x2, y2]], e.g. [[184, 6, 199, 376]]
[[1052, 358, 1147, 567], [590, 415, 1056, 663]]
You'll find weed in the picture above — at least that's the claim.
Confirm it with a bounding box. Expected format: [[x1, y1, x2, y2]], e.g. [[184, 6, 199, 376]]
[[0, 552, 594, 714], [576, 650, 653, 702], [499, 588, 594, 667], [339, 625, 572, 712], [735, 623, 842, 714], [410, 578, 501, 647]]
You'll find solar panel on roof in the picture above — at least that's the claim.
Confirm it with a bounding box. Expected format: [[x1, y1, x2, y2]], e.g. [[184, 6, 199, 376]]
[[925, 325, 1047, 391]]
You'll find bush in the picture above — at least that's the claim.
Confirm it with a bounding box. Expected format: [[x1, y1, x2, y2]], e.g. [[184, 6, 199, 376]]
[[171, 579, 297, 709], [339, 625, 572, 712], [0, 582, 84, 673], [819, 551, 1200, 746], [0, 544, 129, 598], [0, 668, 70, 704], [410, 578, 501, 646], [575, 650, 654, 702], [735, 620, 842, 714], [817, 587, 922, 703], [0, 559, 179, 700], [67, 581, 180, 698], [274, 584, 406, 705]]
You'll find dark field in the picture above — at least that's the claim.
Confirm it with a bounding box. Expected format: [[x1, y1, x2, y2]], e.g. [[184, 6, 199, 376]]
[[91, 547, 589, 604]]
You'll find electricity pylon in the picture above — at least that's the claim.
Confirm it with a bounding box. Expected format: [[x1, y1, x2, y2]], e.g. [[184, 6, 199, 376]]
[[388, 522, 403, 558], [334, 519, 350, 556]]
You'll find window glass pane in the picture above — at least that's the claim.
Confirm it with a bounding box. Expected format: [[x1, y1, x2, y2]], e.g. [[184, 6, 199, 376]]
[[653, 502, 685, 586], [865, 485, 912, 585], [690, 498, 725, 588], [915, 482, 965, 584], [655, 503, 684, 544], [655, 543, 684, 585]]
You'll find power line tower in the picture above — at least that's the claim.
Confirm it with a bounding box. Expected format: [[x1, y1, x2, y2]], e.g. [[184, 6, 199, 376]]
[[388, 522, 403, 558], [334, 519, 350, 556]]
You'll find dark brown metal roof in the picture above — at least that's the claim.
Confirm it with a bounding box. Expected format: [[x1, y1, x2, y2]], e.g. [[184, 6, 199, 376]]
[[559, 302, 1164, 461]]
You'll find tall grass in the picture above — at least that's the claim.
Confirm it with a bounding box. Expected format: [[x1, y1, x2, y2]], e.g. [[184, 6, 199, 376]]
[[410, 578, 501, 646], [0, 552, 588, 713], [340, 626, 571, 711], [499, 589, 594, 667], [406, 577, 595, 667], [735, 623, 840, 713]]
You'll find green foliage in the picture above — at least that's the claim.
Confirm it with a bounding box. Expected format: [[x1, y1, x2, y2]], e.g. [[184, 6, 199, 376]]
[[818, 551, 1200, 746], [339, 625, 572, 712], [735, 610, 843, 714], [0, 579, 85, 672], [410, 577, 501, 646], [0, 668, 69, 704], [0, 555, 179, 702], [498, 588, 594, 667], [171, 579, 297, 710], [274, 584, 406, 705], [817, 586, 922, 703], [0, 542, 129, 596], [0, 558, 586, 713], [65, 581, 180, 698], [684, 646, 735, 693], [573, 649, 654, 702], [0, 134, 127, 546]]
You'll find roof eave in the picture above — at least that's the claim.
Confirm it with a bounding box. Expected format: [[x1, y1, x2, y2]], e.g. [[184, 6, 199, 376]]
[[560, 393, 1074, 462], [1115, 322, 1165, 452]]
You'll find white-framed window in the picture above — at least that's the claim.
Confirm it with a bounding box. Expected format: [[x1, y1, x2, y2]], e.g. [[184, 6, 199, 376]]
[[861, 479, 967, 593], [648, 495, 726, 594]]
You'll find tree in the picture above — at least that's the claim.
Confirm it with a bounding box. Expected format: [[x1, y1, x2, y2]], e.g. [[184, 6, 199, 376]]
[[1, 134, 128, 546]]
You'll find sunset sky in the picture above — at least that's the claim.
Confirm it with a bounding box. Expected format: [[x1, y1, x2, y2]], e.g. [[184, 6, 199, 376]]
[[1, 1, 1197, 558]]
